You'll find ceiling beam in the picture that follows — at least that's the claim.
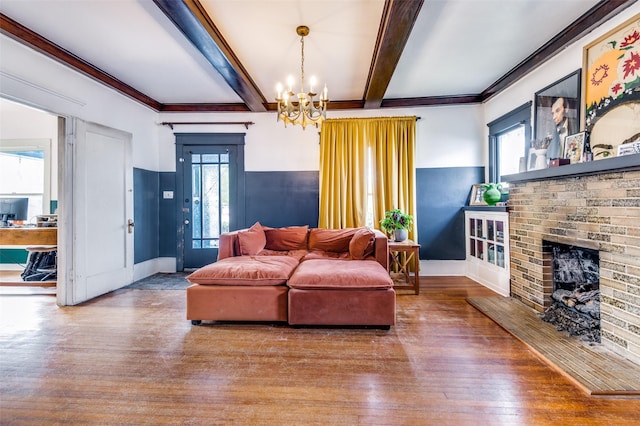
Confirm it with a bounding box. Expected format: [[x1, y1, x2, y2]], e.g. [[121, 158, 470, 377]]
[[363, 0, 424, 109], [153, 0, 267, 112], [0, 13, 163, 111], [481, 0, 636, 101]]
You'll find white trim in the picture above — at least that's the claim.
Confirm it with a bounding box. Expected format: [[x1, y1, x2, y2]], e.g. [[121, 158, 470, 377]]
[[133, 257, 177, 282], [420, 260, 465, 276]]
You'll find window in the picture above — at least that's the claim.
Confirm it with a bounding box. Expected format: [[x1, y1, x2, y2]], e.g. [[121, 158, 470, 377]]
[[487, 102, 531, 184], [0, 139, 52, 221]]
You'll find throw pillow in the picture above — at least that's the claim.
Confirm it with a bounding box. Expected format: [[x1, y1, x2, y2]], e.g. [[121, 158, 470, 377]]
[[349, 227, 376, 259], [237, 222, 266, 255], [308, 228, 357, 253], [265, 225, 309, 251]]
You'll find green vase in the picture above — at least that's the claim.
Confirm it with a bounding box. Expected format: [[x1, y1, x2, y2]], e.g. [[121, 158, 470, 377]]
[[482, 184, 502, 206]]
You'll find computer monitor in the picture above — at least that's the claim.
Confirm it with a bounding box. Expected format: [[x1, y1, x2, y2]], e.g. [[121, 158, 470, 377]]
[[0, 197, 29, 227]]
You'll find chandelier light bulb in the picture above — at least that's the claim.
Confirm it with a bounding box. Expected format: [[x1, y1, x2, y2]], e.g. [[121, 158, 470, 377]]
[[310, 76, 316, 94], [287, 75, 294, 92]]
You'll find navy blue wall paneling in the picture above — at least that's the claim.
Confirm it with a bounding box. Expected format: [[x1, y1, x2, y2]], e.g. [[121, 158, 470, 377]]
[[245, 171, 319, 228], [416, 167, 484, 260], [159, 172, 177, 257], [133, 168, 159, 264]]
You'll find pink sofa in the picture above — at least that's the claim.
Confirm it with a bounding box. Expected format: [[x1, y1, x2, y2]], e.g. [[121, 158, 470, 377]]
[[186, 223, 395, 328]]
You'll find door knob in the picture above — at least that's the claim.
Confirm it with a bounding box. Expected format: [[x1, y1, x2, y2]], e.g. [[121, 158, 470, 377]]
[[184, 219, 190, 225], [127, 219, 135, 234]]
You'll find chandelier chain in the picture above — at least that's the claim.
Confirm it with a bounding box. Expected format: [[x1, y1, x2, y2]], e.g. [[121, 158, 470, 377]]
[[300, 33, 305, 93]]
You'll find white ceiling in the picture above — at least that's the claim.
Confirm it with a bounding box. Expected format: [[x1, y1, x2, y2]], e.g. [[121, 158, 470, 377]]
[[0, 0, 616, 111]]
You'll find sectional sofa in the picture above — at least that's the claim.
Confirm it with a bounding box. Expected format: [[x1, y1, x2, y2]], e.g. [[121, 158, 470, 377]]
[[186, 222, 396, 328]]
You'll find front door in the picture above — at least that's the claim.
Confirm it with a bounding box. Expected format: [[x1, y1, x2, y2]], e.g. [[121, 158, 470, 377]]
[[176, 134, 245, 270]]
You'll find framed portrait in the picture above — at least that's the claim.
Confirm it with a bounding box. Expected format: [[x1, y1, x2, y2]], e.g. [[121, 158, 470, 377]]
[[563, 132, 587, 164], [534, 70, 581, 161], [583, 15, 640, 159], [469, 184, 487, 206]]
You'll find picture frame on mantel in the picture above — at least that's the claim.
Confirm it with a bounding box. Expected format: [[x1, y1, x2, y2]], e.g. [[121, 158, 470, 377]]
[[534, 70, 581, 161], [564, 131, 587, 164], [469, 184, 487, 206], [583, 14, 640, 160]]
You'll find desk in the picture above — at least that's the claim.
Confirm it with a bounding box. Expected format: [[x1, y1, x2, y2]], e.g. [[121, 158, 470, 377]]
[[388, 239, 420, 295], [0, 227, 57, 287]]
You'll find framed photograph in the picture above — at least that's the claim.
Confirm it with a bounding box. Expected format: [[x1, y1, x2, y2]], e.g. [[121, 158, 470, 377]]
[[469, 184, 487, 206], [583, 15, 640, 159], [563, 132, 587, 164], [534, 70, 581, 161]]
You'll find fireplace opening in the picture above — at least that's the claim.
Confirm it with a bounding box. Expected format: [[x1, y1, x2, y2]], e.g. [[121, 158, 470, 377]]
[[540, 241, 600, 343]]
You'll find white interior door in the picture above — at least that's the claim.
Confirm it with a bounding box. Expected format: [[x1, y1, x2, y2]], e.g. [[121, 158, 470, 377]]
[[64, 118, 133, 304]]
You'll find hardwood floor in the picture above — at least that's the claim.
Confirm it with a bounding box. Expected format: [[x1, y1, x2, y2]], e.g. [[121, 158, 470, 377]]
[[1, 276, 639, 425]]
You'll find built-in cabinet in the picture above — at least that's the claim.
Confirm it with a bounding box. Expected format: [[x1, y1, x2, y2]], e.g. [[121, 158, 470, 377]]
[[464, 209, 510, 296]]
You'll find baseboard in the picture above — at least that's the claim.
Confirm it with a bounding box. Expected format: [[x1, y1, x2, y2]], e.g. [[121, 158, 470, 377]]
[[420, 260, 465, 276], [133, 257, 176, 281]]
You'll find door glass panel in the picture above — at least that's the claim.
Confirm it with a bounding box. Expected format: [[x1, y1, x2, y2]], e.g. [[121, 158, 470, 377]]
[[487, 220, 495, 241], [470, 218, 475, 237], [470, 238, 475, 257], [201, 164, 220, 239], [496, 221, 505, 243], [191, 164, 201, 240], [476, 219, 483, 239], [488, 243, 495, 264], [497, 245, 505, 268], [476, 240, 484, 260], [190, 152, 229, 250]]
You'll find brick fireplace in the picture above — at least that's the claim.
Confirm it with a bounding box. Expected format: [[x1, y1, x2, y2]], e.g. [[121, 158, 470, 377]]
[[508, 167, 640, 365]]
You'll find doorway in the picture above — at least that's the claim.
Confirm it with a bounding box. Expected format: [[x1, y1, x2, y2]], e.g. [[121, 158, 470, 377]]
[[175, 133, 245, 270]]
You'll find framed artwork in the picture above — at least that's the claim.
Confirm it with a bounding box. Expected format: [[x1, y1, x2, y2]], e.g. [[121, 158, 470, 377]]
[[534, 70, 581, 161], [469, 184, 487, 206], [563, 132, 587, 164], [583, 15, 640, 159]]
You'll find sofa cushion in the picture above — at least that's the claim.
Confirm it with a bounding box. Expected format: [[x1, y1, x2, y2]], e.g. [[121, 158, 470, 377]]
[[303, 250, 350, 261], [258, 248, 309, 262], [186, 255, 299, 286], [265, 225, 309, 251], [237, 222, 266, 255], [288, 259, 393, 290], [308, 228, 357, 253], [349, 227, 376, 260]]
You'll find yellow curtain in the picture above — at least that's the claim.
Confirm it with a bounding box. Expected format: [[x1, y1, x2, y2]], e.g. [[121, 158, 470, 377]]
[[319, 116, 417, 241], [318, 119, 368, 228], [371, 117, 417, 242]]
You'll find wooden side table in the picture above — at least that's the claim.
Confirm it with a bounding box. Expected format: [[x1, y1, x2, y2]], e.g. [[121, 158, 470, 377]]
[[388, 239, 420, 295]]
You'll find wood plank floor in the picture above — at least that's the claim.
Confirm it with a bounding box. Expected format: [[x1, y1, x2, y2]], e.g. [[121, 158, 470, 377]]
[[1, 276, 639, 425], [468, 296, 640, 397]]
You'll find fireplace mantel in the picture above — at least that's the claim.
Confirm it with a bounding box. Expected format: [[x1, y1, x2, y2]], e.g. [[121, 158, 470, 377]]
[[502, 153, 640, 183]]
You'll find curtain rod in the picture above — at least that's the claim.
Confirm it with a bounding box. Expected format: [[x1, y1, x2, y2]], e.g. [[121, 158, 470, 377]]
[[161, 121, 254, 130]]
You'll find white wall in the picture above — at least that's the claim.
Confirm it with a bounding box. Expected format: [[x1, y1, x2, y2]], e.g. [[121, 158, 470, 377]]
[[0, 35, 161, 171], [158, 103, 485, 172]]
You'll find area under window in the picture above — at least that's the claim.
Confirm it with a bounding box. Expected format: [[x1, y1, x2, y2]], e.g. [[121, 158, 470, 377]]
[[487, 102, 531, 184]]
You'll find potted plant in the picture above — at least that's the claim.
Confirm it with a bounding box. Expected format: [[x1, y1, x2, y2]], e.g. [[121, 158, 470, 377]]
[[379, 208, 413, 242]]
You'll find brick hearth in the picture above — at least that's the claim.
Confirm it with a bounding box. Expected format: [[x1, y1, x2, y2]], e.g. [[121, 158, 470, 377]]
[[508, 169, 640, 364]]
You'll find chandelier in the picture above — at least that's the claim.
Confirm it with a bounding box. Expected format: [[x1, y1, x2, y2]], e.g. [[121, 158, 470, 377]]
[[275, 26, 328, 129]]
